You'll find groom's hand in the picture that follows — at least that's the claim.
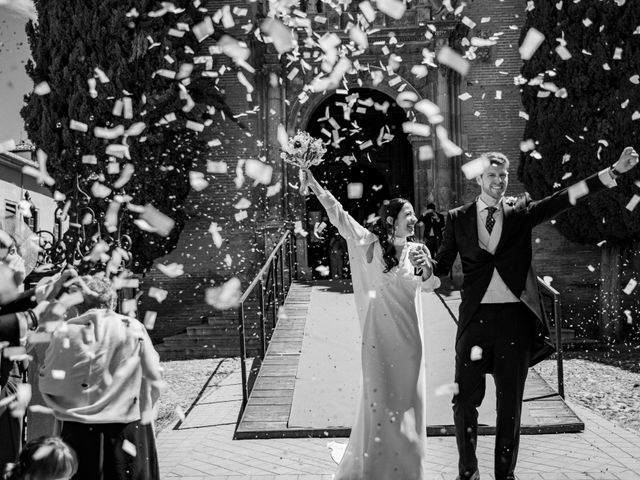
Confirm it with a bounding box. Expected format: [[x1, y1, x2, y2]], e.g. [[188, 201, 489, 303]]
[[612, 146, 639, 175]]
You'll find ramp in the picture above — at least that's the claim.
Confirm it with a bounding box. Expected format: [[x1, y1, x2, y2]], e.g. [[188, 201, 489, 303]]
[[236, 280, 584, 439]]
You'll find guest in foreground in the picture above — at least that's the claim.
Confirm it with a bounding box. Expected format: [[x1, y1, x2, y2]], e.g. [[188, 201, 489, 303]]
[[433, 147, 639, 480], [3, 436, 78, 480], [38, 275, 164, 480], [304, 169, 440, 480]]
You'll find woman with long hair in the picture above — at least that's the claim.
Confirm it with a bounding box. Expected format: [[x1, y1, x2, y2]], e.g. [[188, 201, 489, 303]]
[[304, 170, 440, 480]]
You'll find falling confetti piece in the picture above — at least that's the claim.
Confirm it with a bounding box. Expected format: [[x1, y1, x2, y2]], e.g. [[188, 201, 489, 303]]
[[519, 28, 545, 60], [461, 157, 490, 180], [568, 181, 589, 205], [156, 263, 184, 278], [470, 346, 483, 361], [437, 46, 470, 76], [122, 439, 137, 457], [139, 204, 175, 237], [34, 81, 51, 95], [623, 279, 637, 295], [144, 311, 157, 330], [435, 383, 459, 396], [245, 159, 273, 185], [205, 277, 242, 310], [148, 287, 169, 303], [625, 194, 640, 211], [0, 139, 17, 153]]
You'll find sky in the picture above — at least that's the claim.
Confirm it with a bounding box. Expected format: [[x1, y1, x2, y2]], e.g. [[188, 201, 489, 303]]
[[0, 7, 32, 144]]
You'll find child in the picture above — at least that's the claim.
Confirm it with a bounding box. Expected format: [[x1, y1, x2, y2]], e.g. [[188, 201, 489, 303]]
[[4, 436, 77, 480]]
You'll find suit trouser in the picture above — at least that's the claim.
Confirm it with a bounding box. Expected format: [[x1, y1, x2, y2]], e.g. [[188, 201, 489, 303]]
[[453, 303, 535, 480]]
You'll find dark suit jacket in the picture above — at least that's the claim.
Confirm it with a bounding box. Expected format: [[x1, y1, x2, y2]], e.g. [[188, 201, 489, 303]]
[[0, 289, 36, 387], [434, 170, 613, 366]]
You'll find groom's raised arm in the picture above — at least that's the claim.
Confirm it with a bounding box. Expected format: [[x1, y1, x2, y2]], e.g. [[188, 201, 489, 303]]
[[433, 212, 458, 277], [527, 147, 639, 227]]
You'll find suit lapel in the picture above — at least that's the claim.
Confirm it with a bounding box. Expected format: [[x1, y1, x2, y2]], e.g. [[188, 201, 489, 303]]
[[495, 202, 513, 254], [461, 202, 480, 251]]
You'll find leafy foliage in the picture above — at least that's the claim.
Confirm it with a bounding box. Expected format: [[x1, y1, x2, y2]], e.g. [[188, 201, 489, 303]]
[[519, 0, 640, 245], [22, 0, 233, 273]]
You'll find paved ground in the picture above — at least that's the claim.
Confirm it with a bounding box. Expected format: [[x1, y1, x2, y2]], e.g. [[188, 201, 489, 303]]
[[157, 365, 640, 479]]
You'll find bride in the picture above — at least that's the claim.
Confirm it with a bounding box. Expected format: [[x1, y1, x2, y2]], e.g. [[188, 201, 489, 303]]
[[304, 169, 440, 480]]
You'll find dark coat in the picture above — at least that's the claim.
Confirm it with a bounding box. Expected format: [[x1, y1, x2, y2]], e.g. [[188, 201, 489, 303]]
[[0, 289, 36, 387], [434, 170, 612, 367]]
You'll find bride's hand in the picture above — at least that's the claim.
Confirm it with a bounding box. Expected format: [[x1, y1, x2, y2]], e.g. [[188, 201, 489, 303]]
[[304, 168, 323, 195], [409, 245, 433, 278]]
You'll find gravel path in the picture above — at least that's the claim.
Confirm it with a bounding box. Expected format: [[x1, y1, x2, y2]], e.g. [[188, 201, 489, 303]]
[[156, 357, 241, 432], [535, 356, 640, 435]]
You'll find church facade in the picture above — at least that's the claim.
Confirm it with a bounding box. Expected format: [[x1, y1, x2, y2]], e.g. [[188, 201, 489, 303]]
[[143, 0, 606, 358]]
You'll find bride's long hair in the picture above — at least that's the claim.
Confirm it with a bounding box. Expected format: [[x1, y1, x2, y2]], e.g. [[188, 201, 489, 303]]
[[369, 198, 415, 273]]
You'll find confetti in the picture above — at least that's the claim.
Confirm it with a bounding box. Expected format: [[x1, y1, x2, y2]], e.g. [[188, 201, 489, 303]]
[[207, 161, 228, 174], [376, 0, 406, 19], [144, 311, 157, 330], [208, 222, 223, 248], [315, 265, 330, 277], [139, 204, 175, 237], [435, 383, 459, 396], [192, 16, 214, 42], [625, 194, 640, 211], [0, 139, 17, 153], [148, 287, 169, 303], [437, 46, 470, 76], [245, 159, 273, 185], [122, 440, 137, 457], [402, 122, 430, 137], [34, 81, 51, 95], [205, 277, 242, 310], [347, 183, 364, 199], [567, 181, 589, 205], [156, 263, 184, 278], [461, 157, 490, 180], [189, 171, 209, 191], [519, 28, 545, 60], [623, 279, 637, 295], [470, 346, 483, 361], [261, 18, 295, 53]]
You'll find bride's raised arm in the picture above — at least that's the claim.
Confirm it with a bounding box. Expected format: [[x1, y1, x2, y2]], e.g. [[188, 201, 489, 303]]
[[305, 169, 376, 246]]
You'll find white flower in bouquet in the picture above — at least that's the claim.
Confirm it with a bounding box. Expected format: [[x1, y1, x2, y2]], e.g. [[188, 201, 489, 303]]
[[280, 130, 327, 195]]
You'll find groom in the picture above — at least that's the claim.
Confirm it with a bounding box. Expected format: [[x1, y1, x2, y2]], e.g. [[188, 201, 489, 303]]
[[433, 147, 639, 480]]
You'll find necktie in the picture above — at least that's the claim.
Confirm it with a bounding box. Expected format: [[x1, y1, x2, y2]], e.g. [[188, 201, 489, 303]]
[[485, 206, 497, 234]]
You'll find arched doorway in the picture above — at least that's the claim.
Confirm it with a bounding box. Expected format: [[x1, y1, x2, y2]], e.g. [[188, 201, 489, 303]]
[[304, 88, 414, 279]]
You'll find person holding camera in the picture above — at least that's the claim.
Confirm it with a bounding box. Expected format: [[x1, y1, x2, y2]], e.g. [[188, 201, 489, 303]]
[[418, 203, 445, 255]]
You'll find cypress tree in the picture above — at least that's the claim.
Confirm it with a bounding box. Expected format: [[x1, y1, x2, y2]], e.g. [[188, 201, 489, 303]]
[[519, 0, 640, 343], [21, 0, 232, 273]]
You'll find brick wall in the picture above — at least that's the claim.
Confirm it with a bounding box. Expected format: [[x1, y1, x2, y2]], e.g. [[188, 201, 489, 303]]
[[460, 0, 601, 335]]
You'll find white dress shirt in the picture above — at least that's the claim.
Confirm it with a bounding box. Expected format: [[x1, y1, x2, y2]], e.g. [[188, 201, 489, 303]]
[[476, 197, 521, 303]]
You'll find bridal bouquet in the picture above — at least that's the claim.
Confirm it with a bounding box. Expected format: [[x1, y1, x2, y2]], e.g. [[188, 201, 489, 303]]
[[280, 130, 326, 195]]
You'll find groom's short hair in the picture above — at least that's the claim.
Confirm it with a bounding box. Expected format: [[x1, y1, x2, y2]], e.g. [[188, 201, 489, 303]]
[[482, 152, 510, 169]]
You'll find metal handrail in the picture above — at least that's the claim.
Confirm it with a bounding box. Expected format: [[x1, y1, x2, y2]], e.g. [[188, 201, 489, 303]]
[[237, 229, 297, 415], [537, 277, 565, 399]]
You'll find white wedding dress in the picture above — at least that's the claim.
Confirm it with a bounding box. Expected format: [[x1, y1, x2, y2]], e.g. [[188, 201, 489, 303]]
[[316, 189, 440, 480]]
